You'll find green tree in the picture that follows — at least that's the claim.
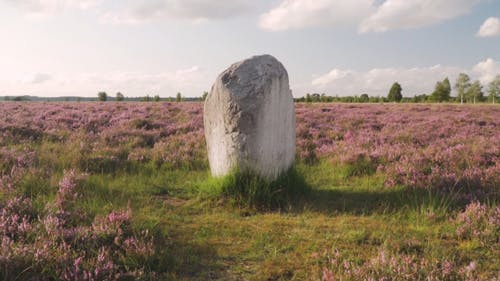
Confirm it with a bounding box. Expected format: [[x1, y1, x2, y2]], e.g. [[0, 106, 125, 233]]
[[305, 93, 312, 103], [359, 93, 369, 103], [295, 96, 305, 103], [320, 93, 329, 103], [454, 73, 471, 104], [176, 92, 182, 102], [487, 75, 500, 104], [201, 91, 209, 101], [13, 96, 29, 101], [388, 82, 402, 102], [154, 95, 160, 102], [431, 78, 451, 102], [116, 92, 124, 101], [412, 94, 428, 103], [311, 93, 321, 102], [98, 91, 107, 102], [142, 95, 151, 102], [466, 80, 483, 104]]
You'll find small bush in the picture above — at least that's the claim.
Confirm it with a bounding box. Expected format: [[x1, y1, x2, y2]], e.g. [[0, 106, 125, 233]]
[[455, 202, 499, 245], [200, 166, 309, 210], [130, 119, 155, 130], [344, 154, 377, 177], [301, 139, 318, 165]]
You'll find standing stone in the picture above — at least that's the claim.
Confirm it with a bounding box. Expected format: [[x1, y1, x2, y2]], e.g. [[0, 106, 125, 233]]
[[204, 54, 295, 180]]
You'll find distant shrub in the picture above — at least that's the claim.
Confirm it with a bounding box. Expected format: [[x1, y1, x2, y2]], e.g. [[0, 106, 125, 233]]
[[131, 134, 156, 148], [98, 91, 107, 102], [91, 157, 122, 173], [12, 96, 31, 102], [2, 126, 43, 143], [116, 92, 125, 101], [387, 82, 403, 102], [130, 119, 155, 130], [344, 154, 378, 177]]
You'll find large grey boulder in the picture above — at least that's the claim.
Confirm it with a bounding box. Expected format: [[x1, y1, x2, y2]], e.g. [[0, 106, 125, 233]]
[[204, 54, 295, 180]]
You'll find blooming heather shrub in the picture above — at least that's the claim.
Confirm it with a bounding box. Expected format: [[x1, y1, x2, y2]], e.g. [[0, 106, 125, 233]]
[[295, 104, 499, 198], [0, 197, 34, 241], [321, 249, 482, 281], [0, 102, 206, 171], [151, 131, 207, 169], [0, 148, 34, 173], [1, 102, 497, 193], [0, 170, 155, 280], [300, 138, 319, 165], [455, 202, 500, 245], [45, 169, 88, 228], [0, 148, 36, 191]]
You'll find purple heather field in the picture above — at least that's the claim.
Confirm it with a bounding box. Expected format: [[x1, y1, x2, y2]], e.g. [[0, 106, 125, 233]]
[[0, 102, 498, 280]]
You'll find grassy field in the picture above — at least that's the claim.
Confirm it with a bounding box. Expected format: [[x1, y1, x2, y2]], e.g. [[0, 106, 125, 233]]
[[0, 102, 498, 280], [76, 162, 496, 280]]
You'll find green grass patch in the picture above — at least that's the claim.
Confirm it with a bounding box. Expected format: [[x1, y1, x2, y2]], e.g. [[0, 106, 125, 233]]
[[198, 166, 310, 210]]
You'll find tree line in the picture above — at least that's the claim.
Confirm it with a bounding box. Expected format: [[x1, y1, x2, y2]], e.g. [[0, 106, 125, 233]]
[[3, 74, 499, 103], [95, 91, 210, 102], [96, 91, 188, 102], [296, 73, 500, 104]]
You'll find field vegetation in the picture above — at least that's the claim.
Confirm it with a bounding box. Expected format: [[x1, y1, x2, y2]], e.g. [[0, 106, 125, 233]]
[[0, 102, 498, 280]]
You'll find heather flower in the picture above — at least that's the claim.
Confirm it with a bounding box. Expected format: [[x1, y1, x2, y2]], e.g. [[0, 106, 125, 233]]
[[0, 197, 34, 240], [456, 202, 499, 244], [58, 170, 79, 200], [320, 248, 481, 281]]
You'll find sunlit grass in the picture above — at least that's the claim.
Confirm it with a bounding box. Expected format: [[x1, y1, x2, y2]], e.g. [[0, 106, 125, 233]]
[[17, 158, 488, 280]]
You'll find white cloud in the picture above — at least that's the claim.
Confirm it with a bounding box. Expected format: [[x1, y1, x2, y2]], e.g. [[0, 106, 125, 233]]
[[23, 73, 53, 84], [3, 0, 101, 17], [259, 0, 374, 31], [101, 0, 254, 25], [312, 69, 355, 86], [260, 0, 481, 32], [310, 60, 500, 96], [477, 17, 500, 37], [472, 58, 500, 84], [3, 0, 254, 23], [0, 66, 209, 97], [359, 0, 481, 33]]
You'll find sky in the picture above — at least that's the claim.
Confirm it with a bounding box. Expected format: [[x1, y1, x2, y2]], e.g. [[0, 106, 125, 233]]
[[0, 0, 499, 98]]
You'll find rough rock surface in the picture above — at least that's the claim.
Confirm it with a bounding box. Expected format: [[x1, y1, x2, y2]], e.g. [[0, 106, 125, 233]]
[[204, 54, 295, 179]]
